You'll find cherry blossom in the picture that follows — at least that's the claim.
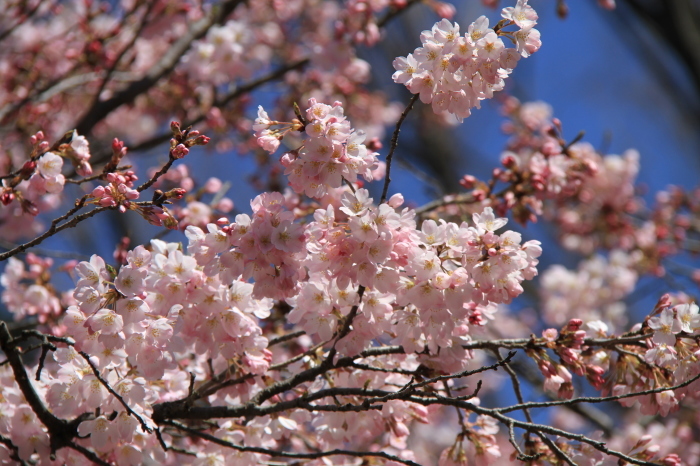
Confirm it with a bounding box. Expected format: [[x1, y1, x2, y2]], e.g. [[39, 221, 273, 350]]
[[0, 1, 698, 465]]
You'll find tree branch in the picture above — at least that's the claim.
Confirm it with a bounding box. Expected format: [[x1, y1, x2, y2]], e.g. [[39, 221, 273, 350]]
[[74, 0, 246, 136], [162, 420, 423, 466], [381, 94, 419, 204]]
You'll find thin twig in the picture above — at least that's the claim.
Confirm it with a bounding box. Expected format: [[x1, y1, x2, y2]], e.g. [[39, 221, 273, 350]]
[[380, 94, 419, 204], [68, 442, 111, 466], [498, 370, 700, 414], [268, 330, 306, 347], [0, 195, 102, 262], [137, 158, 175, 192], [163, 420, 423, 466], [494, 348, 532, 423], [77, 350, 152, 433], [74, 0, 246, 136], [537, 433, 577, 466], [508, 421, 539, 461]]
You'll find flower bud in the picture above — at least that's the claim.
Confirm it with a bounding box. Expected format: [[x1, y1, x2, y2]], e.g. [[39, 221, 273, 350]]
[[19, 160, 37, 179], [1, 190, 15, 205], [77, 161, 93, 177], [217, 197, 234, 212], [192, 135, 210, 146], [166, 188, 186, 200], [459, 175, 476, 189], [171, 144, 189, 159]]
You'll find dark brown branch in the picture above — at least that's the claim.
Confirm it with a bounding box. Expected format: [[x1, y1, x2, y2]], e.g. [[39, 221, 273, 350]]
[[152, 349, 510, 423], [0, 433, 27, 466], [74, 0, 246, 136], [0, 195, 100, 262], [91, 3, 158, 106], [390, 394, 658, 466], [77, 350, 152, 433], [462, 333, 649, 351], [507, 420, 540, 461], [0, 323, 89, 455], [507, 356, 614, 436], [380, 94, 419, 204], [155, 427, 198, 457], [268, 330, 306, 347], [67, 442, 111, 466], [537, 433, 577, 466], [498, 370, 700, 414], [64, 165, 132, 185], [136, 158, 175, 192], [0, 0, 46, 43], [162, 420, 423, 466]]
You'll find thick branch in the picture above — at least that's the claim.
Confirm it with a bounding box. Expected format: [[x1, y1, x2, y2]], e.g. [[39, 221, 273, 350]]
[[74, 0, 246, 136], [0, 323, 90, 457]]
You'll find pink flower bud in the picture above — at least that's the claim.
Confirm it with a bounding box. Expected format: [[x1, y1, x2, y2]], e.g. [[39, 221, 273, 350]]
[[193, 135, 210, 146], [171, 144, 189, 159], [31, 131, 45, 144], [77, 161, 93, 177], [431, 1, 456, 19], [367, 137, 383, 151], [459, 175, 476, 189], [566, 319, 583, 331], [19, 160, 37, 178], [216, 197, 234, 212], [661, 454, 682, 466], [1, 190, 15, 205], [501, 154, 517, 169], [112, 138, 125, 152], [204, 177, 222, 193], [173, 188, 187, 199]]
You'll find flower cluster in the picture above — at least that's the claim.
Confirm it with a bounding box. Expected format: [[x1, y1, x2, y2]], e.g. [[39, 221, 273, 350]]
[[186, 185, 542, 373], [540, 249, 639, 330], [89, 172, 140, 213], [3, 1, 700, 465], [187, 191, 307, 301], [1, 254, 62, 323], [255, 99, 381, 198], [0, 131, 88, 227], [392, 1, 541, 121], [12, 238, 276, 462]]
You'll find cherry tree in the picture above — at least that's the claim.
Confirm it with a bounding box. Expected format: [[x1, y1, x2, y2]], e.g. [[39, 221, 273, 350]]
[[0, 0, 699, 465]]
